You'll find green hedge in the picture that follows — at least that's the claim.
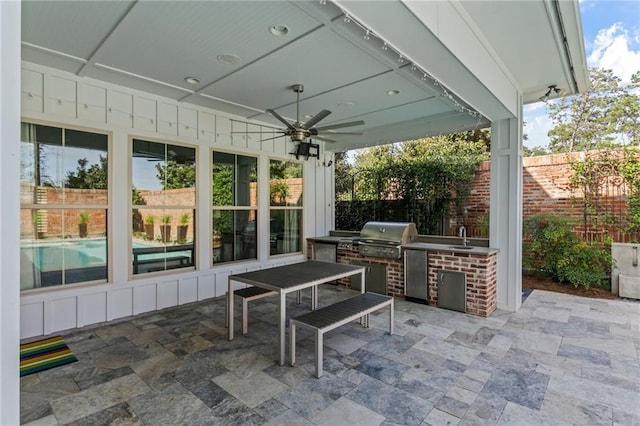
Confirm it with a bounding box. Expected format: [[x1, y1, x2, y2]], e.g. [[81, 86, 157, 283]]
[[523, 214, 613, 290]]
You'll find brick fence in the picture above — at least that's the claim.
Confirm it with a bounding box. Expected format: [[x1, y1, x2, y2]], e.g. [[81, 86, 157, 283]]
[[465, 150, 635, 242]]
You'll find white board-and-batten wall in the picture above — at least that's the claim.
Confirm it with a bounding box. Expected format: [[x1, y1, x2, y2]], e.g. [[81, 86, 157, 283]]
[[19, 61, 335, 339]]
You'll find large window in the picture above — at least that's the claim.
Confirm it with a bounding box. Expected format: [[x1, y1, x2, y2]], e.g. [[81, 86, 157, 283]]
[[269, 159, 303, 256], [132, 139, 196, 275], [212, 151, 257, 264], [20, 123, 109, 290]]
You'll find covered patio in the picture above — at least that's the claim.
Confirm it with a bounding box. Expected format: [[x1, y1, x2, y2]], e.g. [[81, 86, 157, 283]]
[[20, 286, 640, 425], [1, 0, 592, 423]]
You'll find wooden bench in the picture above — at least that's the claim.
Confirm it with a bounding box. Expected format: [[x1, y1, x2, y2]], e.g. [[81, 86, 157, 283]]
[[289, 292, 394, 378]]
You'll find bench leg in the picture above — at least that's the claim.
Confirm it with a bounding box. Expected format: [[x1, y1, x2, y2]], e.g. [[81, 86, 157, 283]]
[[389, 301, 394, 335], [290, 322, 296, 366], [242, 297, 249, 335], [312, 286, 317, 310], [315, 330, 323, 378]]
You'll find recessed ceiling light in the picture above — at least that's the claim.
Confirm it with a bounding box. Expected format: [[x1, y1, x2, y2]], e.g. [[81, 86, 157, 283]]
[[304, 114, 314, 119], [387, 89, 400, 96], [217, 54, 242, 64], [184, 77, 200, 85], [269, 24, 289, 37]]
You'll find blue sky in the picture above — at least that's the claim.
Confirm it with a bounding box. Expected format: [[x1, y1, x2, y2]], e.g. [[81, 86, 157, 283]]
[[523, 0, 640, 149]]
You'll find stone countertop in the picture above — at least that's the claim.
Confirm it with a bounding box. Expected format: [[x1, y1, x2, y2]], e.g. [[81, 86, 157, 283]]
[[307, 236, 343, 244], [402, 242, 499, 255]]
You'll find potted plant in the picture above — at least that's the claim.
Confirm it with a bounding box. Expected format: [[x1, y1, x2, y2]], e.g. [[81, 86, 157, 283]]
[[144, 215, 155, 240], [78, 212, 89, 238], [177, 212, 190, 243], [160, 214, 172, 243], [33, 210, 46, 239]]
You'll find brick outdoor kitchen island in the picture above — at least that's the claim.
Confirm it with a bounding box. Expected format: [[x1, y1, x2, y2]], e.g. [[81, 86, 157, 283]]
[[308, 237, 499, 317]]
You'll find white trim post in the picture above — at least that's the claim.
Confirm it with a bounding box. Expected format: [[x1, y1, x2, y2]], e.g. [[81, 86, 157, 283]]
[[490, 113, 523, 311], [0, 1, 22, 423]]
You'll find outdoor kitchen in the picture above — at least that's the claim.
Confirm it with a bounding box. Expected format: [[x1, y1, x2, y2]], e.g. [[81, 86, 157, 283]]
[[308, 221, 499, 317]]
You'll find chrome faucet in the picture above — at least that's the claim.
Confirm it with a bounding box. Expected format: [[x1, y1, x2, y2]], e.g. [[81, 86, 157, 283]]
[[458, 225, 468, 247]]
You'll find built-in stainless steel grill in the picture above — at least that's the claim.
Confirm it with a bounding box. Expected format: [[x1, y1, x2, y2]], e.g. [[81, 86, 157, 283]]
[[358, 221, 418, 259]]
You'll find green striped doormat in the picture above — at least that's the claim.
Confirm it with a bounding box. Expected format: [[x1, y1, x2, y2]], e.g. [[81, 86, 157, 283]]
[[20, 336, 78, 377]]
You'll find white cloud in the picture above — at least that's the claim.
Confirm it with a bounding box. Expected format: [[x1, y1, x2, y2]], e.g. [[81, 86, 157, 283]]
[[524, 21, 640, 150], [523, 103, 554, 148], [588, 22, 640, 83]]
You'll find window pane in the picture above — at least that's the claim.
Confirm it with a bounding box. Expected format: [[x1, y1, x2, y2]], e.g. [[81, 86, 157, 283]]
[[133, 139, 196, 206], [269, 160, 303, 207], [213, 209, 257, 263], [20, 208, 108, 290], [212, 151, 257, 207], [63, 129, 108, 205], [269, 209, 302, 255], [132, 208, 195, 274], [237, 154, 257, 207]]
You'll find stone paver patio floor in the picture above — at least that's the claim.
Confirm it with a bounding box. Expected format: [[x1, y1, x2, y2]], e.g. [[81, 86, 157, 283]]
[[20, 285, 640, 425]]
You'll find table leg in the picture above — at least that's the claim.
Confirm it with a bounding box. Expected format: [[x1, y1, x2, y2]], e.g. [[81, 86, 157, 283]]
[[228, 277, 234, 341], [279, 291, 286, 366]]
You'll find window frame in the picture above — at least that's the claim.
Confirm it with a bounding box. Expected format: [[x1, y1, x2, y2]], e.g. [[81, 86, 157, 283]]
[[268, 157, 304, 258], [129, 136, 197, 278], [211, 148, 259, 266], [19, 120, 112, 291]]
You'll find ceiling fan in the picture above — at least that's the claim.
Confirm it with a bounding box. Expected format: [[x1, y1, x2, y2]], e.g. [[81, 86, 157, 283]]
[[234, 84, 365, 144]]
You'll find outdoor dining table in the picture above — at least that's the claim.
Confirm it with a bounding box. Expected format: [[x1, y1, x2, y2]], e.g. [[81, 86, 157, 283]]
[[227, 260, 366, 365]]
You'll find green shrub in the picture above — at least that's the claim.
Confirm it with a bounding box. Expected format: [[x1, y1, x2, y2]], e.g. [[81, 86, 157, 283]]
[[524, 214, 613, 290], [524, 215, 578, 274], [556, 241, 613, 289]]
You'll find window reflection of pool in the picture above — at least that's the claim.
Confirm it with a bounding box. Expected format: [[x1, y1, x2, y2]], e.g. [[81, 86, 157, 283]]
[[21, 238, 112, 289], [20, 239, 194, 289]]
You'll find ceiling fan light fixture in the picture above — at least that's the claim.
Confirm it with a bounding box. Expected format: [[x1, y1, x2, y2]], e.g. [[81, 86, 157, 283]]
[[184, 76, 200, 85], [269, 24, 289, 37]]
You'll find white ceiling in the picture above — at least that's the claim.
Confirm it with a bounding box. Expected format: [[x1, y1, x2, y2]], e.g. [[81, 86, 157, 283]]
[[21, 0, 587, 151]]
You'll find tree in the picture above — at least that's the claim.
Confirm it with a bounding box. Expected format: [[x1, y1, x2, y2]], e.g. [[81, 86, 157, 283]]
[[155, 160, 195, 190], [547, 67, 629, 153], [337, 132, 489, 233], [65, 155, 108, 189], [334, 151, 353, 200], [609, 71, 640, 145], [523, 146, 550, 156]]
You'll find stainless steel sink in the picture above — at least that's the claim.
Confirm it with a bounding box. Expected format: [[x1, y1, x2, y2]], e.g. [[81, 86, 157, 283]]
[[449, 246, 474, 250]]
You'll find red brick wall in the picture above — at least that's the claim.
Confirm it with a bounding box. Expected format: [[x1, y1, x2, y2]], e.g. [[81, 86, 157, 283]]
[[465, 150, 635, 242], [20, 185, 108, 238]]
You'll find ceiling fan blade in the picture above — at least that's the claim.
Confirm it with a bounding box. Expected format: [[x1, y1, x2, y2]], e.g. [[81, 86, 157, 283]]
[[314, 120, 365, 131], [324, 131, 363, 135], [302, 109, 331, 129], [266, 109, 296, 131], [313, 136, 337, 143], [258, 134, 287, 143], [231, 131, 286, 134]]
